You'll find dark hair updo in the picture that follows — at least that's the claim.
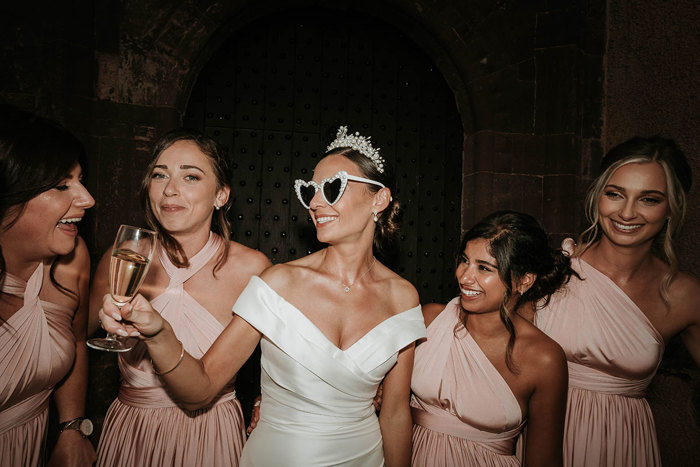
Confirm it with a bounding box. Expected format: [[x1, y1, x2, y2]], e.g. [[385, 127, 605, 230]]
[[324, 146, 400, 255], [457, 210, 576, 371]]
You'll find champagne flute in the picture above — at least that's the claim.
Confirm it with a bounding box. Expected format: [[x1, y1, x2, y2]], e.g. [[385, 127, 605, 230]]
[[87, 225, 157, 352]]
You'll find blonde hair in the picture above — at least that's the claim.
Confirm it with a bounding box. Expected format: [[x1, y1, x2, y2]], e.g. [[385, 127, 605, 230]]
[[577, 137, 691, 303]]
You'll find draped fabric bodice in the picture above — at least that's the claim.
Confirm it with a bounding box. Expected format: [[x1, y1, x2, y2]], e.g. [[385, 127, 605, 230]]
[[536, 258, 663, 396], [411, 298, 524, 457], [117, 233, 236, 406], [535, 256, 663, 466], [1, 263, 75, 466], [97, 233, 246, 467]]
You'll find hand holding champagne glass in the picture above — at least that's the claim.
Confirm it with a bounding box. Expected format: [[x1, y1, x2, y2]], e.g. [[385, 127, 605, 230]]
[[88, 225, 157, 352]]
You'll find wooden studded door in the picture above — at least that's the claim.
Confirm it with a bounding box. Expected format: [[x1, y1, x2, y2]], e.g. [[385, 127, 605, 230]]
[[185, 7, 463, 304]]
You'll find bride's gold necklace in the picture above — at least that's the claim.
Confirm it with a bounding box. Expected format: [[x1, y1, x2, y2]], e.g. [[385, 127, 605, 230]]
[[337, 257, 377, 293]]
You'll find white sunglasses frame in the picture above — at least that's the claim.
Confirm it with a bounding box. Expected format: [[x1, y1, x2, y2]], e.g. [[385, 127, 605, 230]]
[[294, 170, 386, 209]]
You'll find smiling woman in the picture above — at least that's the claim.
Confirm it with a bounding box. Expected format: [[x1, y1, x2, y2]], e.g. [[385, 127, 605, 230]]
[[535, 136, 700, 467], [597, 162, 670, 247], [10, 163, 92, 250], [0, 104, 96, 466], [411, 211, 574, 467], [90, 129, 270, 467], [142, 132, 233, 269]]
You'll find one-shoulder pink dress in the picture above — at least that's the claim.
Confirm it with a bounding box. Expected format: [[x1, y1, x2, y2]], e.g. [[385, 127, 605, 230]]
[[536, 258, 663, 466], [97, 233, 246, 467], [1, 264, 75, 467], [411, 297, 524, 466]]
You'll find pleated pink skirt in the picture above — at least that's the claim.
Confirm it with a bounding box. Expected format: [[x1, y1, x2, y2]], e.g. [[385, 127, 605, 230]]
[[0, 408, 47, 467], [412, 424, 520, 467], [97, 397, 246, 467], [564, 387, 660, 467]]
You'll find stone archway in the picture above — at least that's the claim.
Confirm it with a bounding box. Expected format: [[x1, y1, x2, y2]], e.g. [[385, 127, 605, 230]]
[[182, 7, 463, 304], [92, 0, 605, 250], [87, 0, 606, 441]]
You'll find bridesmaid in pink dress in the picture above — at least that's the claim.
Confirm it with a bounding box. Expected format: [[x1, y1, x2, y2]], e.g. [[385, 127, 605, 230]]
[[411, 210, 573, 466], [1, 105, 96, 466], [535, 136, 700, 466], [90, 130, 270, 466]]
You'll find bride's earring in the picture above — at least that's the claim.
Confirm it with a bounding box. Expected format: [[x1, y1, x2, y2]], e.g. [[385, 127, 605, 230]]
[[373, 211, 378, 222]]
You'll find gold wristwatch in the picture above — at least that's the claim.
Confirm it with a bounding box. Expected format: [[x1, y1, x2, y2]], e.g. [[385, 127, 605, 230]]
[[58, 417, 93, 437]]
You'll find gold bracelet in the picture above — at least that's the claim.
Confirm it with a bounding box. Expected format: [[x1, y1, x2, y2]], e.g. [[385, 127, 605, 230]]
[[152, 340, 184, 376]]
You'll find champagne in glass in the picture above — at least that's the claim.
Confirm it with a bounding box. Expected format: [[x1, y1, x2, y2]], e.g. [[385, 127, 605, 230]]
[[109, 248, 150, 305], [88, 225, 157, 352]]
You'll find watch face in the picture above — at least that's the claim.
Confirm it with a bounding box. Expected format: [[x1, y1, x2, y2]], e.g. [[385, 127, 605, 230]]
[[79, 418, 94, 436]]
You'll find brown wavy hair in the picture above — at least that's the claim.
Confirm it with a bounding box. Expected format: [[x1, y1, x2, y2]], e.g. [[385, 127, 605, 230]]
[[140, 129, 232, 273], [324, 146, 400, 255]]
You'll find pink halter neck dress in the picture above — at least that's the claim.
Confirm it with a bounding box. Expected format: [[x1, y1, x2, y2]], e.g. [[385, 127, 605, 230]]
[[1, 263, 75, 467], [410, 297, 525, 466], [536, 257, 663, 466], [96, 233, 246, 466]]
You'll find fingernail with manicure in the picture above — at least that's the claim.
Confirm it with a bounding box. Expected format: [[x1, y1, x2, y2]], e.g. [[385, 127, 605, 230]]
[[116, 329, 128, 337]]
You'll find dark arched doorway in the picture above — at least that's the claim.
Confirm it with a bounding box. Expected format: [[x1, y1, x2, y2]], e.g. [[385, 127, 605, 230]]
[[184, 7, 463, 304]]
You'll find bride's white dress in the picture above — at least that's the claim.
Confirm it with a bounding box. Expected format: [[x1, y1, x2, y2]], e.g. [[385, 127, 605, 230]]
[[233, 276, 426, 466]]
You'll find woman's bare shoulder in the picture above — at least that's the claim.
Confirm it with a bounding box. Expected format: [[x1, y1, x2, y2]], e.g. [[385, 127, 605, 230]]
[[421, 302, 447, 327], [258, 255, 319, 288], [515, 318, 567, 373], [229, 240, 272, 266], [225, 241, 272, 275], [259, 262, 291, 280], [376, 265, 419, 315], [670, 270, 700, 297], [668, 271, 700, 321]]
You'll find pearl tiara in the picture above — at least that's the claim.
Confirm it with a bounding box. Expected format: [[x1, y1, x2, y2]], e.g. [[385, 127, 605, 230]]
[[326, 126, 386, 173]]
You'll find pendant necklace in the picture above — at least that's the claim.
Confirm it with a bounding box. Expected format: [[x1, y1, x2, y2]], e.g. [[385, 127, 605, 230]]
[[341, 257, 377, 293]]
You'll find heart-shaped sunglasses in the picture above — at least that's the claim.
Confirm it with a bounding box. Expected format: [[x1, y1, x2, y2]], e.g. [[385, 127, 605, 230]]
[[294, 170, 386, 209]]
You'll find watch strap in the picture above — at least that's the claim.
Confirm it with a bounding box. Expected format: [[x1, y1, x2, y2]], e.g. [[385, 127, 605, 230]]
[[58, 417, 92, 436], [58, 417, 82, 431]]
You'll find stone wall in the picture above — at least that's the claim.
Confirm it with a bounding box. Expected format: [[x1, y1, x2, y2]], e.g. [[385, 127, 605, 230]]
[[606, 0, 700, 463]]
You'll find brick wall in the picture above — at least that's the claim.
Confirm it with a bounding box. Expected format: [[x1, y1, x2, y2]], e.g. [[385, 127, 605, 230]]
[[606, 0, 700, 463]]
